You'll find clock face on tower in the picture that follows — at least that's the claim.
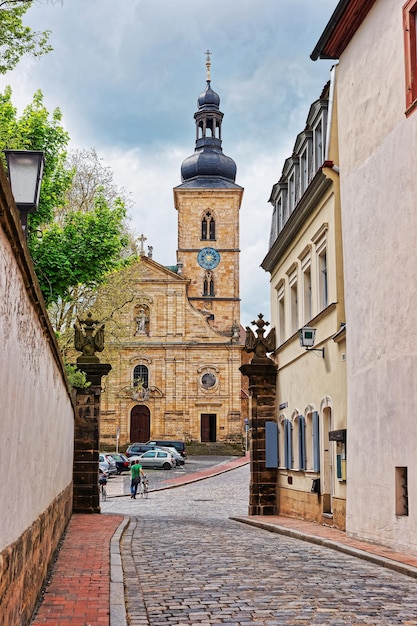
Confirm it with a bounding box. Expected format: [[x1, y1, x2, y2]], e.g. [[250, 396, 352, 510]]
[[197, 247, 220, 270]]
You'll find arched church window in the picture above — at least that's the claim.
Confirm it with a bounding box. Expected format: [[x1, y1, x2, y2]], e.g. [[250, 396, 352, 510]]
[[133, 365, 148, 389], [201, 211, 215, 241]]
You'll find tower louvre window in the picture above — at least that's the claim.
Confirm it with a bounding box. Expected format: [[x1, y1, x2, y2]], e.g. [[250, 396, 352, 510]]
[[201, 211, 216, 240], [203, 271, 215, 296]]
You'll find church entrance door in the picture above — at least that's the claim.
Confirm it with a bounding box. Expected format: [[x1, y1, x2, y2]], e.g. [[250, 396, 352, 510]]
[[201, 413, 217, 442], [130, 405, 150, 443]]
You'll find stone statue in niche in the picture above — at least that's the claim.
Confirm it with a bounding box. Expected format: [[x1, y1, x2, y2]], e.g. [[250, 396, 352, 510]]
[[134, 305, 149, 336]]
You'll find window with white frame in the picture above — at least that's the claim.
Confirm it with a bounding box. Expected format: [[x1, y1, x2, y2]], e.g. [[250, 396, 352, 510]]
[[282, 185, 289, 226], [288, 171, 295, 214], [313, 118, 323, 171], [288, 267, 298, 335], [299, 250, 313, 324], [278, 196, 284, 233], [300, 147, 308, 194], [319, 247, 328, 310], [313, 226, 328, 311], [301, 252, 312, 324], [277, 282, 286, 345]]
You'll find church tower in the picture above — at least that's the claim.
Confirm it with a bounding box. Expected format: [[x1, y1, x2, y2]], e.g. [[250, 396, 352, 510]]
[[174, 53, 244, 335]]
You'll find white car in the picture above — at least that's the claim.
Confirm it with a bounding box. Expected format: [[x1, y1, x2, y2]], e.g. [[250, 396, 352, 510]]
[[130, 449, 175, 470]]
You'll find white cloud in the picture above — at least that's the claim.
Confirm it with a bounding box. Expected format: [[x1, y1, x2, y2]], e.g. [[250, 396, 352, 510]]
[[1, 0, 339, 327]]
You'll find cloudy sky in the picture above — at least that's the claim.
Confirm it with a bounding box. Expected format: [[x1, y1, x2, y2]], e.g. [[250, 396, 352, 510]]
[[3, 0, 338, 324]]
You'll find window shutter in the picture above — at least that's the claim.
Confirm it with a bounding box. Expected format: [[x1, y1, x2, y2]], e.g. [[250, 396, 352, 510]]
[[298, 415, 306, 470], [312, 411, 320, 472], [265, 421, 278, 468]]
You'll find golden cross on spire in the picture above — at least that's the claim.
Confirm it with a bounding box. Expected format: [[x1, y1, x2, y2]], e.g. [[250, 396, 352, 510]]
[[205, 49, 212, 82]]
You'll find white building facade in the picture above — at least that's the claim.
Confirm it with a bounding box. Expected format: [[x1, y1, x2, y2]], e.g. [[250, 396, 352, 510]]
[[312, 0, 417, 553]]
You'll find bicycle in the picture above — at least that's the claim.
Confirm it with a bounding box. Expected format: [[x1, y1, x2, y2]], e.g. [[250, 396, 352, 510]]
[[140, 476, 149, 499], [99, 474, 107, 501]]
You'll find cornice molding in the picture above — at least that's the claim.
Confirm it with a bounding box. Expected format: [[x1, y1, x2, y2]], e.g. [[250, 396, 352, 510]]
[[311, 0, 377, 60], [261, 171, 332, 273]]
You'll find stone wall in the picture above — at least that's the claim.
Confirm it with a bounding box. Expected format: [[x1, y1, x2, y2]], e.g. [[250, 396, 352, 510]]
[[0, 485, 72, 626]]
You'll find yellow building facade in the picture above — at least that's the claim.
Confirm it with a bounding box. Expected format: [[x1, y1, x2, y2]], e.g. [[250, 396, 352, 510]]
[[262, 72, 347, 530], [100, 67, 246, 448]]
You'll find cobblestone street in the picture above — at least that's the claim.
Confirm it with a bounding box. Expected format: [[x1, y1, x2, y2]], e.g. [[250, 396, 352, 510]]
[[102, 465, 417, 625]]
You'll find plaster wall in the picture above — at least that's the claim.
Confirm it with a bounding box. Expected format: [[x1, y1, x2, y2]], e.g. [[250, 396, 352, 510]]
[[335, 0, 417, 551], [267, 174, 346, 528], [0, 218, 74, 551]]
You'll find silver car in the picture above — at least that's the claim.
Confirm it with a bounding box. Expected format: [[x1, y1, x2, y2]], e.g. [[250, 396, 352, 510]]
[[130, 449, 175, 470], [158, 446, 185, 466], [99, 453, 117, 475]]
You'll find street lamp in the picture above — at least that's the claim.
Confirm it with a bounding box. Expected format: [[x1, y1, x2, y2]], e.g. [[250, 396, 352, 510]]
[[299, 326, 325, 358], [4, 150, 45, 239]]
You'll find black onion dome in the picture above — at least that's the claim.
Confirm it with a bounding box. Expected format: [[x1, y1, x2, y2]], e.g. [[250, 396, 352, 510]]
[[180, 78, 237, 185], [181, 149, 237, 182], [198, 81, 220, 110]]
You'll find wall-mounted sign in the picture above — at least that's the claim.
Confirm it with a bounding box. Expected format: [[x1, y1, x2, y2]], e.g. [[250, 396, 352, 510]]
[[329, 429, 346, 442]]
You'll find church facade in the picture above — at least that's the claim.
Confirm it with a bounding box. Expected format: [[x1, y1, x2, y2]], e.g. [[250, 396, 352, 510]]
[[100, 63, 247, 448]]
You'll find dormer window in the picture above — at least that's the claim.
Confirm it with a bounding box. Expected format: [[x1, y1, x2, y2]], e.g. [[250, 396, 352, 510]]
[[300, 147, 308, 194], [313, 118, 323, 171]]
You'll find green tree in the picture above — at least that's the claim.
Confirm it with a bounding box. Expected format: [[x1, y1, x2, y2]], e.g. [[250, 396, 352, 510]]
[[31, 195, 130, 305], [0, 86, 72, 228], [0, 88, 136, 319], [0, 1, 54, 74]]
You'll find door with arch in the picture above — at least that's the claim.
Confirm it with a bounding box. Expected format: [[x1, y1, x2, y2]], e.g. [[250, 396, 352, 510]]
[[130, 405, 150, 443]]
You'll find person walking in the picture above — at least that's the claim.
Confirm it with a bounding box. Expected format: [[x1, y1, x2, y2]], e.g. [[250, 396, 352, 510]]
[[130, 459, 144, 499]]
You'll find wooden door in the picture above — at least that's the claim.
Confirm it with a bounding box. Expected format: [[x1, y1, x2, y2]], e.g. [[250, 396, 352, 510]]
[[130, 405, 150, 443], [201, 413, 217, 442]]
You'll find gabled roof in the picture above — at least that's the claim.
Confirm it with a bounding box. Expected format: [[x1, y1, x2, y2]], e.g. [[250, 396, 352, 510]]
[[131, 255, 188, 283], [311, 0, 377, 60]]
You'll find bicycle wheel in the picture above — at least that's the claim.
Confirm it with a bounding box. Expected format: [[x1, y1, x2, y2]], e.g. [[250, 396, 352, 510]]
[[143, 480, 149, 499], [101, 483, 107, 502]]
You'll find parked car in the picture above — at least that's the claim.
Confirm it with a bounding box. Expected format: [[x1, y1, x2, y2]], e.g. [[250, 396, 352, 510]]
[[126, 443, 156, 457], [130, 449, 175, 470], [146, 439, 187, 458], [107, 452, 130, 474], [158, 446, 185, 466], [99, 453, 117, 475]]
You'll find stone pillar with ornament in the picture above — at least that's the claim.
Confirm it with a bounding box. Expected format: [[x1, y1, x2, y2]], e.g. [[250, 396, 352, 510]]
[[240, 314, 278, 515], [72, 313, 111, 513]]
